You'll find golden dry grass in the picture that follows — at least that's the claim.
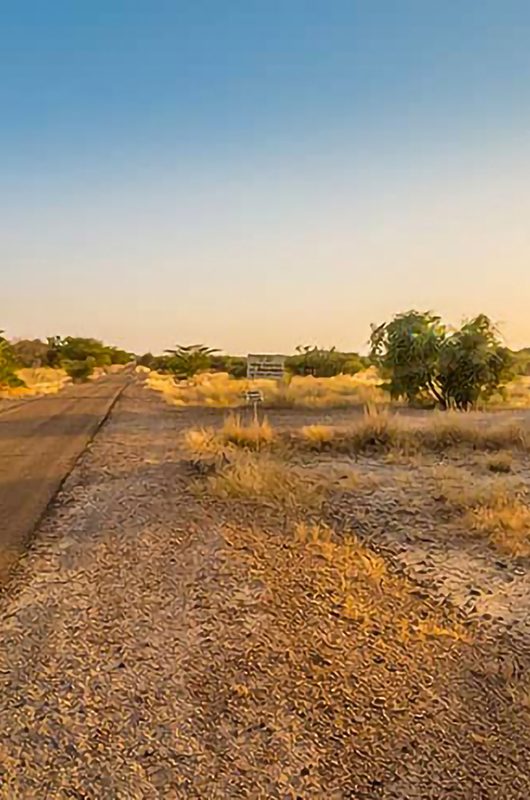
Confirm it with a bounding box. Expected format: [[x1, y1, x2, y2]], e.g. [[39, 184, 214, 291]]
[[488, 375, 530, 409], [183, 427, 226, 456], [292, 410, 529, 454], [205, 451, 328, 509], [0, 367, 70, 398], [434, 466, 530, 557], [147, 368, 387, 409], [183, 416, 275, 456], [300, 424, 337, 447], [221, 414, 274, 449], [468, 503, 530, 558]]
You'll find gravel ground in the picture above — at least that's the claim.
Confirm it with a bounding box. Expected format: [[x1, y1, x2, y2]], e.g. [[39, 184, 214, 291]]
[[326, 455, 530, 644], [1, 382, 529, 798]]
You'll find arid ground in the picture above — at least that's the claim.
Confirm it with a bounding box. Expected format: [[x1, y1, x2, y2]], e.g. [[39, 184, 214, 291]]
[[1, 378, 530, 798]]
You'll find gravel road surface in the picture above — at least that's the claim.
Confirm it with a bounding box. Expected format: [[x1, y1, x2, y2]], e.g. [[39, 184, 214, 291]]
[[0, 375, 130, 583], [0, 382, 529, 798]]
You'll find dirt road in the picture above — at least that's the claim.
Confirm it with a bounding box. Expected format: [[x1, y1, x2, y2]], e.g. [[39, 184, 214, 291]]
[[0, 383, 529, 798], [0, 374, 130, 583]]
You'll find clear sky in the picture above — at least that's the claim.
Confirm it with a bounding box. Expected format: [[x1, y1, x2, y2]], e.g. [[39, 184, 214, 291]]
[[2, 1, 529, 354]]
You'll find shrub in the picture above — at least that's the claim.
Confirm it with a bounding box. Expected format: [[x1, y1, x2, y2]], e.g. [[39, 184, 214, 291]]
[[370, 310, 513, 409], [0, 331, 25, 388], [286, 346, 368, 377], [63, 358, 96, 382]]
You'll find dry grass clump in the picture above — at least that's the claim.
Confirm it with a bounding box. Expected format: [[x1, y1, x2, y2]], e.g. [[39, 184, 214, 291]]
[[0, 367, 70, 398], [293, 410, 413, 454], [488, 375, 530, 409], [147, 369, 387, 409], [183, 416, 274, 456], [206, 451, 327, 509], [195, 444, 374, 508], [270, 371, 387, 409], [434, 466, 530, 557], [344, 411, 411, 452], [292, 410, 529, 455], [183, 427, 227, 456], [221, 415, 274, 449], [300, 425, 337, 448], [419, 413, 528, 451]]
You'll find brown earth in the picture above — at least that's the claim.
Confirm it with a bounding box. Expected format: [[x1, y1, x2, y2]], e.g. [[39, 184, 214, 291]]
[[0, 382, 529, 798]]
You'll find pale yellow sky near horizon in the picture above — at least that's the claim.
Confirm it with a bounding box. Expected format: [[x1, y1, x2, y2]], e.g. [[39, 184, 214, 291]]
[[3, 130, 529, 355]]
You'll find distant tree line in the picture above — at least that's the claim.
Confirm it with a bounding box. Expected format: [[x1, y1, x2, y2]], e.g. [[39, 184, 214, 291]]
[[137, 344, 370, 380], [0, 333, 133, 386], [3, 315, 529, 406]]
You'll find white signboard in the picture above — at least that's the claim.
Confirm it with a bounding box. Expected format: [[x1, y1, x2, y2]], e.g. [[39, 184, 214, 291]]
[[247, 354, 286, 380]]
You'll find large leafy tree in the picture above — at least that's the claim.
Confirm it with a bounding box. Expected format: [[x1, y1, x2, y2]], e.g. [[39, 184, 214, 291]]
[[370, 310, 512, 409], [438, 315, 513, 409], [370, 311, 447, 405]]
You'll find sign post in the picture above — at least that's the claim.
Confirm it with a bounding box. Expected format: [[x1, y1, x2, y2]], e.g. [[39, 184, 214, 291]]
[[244, 355, 286, 422]]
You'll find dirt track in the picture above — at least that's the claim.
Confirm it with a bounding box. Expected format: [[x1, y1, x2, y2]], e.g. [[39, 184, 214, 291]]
[[0, 375, 130, 583], [0, 382, 529, 798]]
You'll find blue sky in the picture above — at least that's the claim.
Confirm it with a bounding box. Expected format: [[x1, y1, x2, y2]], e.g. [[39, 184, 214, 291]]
[[2, 1, 529, 353]]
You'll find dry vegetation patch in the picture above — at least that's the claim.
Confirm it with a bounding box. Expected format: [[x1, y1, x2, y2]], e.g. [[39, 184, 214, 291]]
[[0, 367, 70, 398], [291, 409, 530, 456], [432, 465, 530, 557], [147, 369, 387, 409]]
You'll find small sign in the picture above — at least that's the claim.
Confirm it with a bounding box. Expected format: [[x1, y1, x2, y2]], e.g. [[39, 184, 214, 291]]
[[247, 354, 286, 380], [243, 389, 264, 404]]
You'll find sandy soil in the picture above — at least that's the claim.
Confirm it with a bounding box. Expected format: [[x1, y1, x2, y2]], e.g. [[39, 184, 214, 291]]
[[0, 383, 529, 798]]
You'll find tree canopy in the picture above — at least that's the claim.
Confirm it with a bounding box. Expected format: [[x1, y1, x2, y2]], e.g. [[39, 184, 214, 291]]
[[370, 311, 513, 409]]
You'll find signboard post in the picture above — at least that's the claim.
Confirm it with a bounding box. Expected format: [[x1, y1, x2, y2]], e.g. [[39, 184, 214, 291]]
[[245, 354, 286, 422], [242, 388, 264, 422]]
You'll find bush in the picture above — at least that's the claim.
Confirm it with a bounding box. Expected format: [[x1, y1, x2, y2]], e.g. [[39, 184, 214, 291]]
[[286, 346, 368, 377], [370, 310, 513, 409], [46, 336, 132, 368], [0, 331, 25, 388], [63, 358, 95, 382]]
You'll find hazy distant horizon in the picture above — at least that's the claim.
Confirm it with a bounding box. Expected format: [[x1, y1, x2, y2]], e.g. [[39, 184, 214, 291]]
[[3, 1, 529, 354]]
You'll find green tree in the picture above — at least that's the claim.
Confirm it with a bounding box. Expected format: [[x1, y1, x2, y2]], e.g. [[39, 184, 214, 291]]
[[370, 311, 446, 405], [0, 331, 25, 388], [164, 344, 218, 379], [438, 315, 513, 409], [370, 310, 512, 409], [44, 336, 132, 372]]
